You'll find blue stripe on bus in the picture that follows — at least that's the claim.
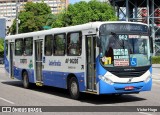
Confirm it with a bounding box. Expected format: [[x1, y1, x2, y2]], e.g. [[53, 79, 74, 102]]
[[12, 66, 85, 92], [13, 67, 34, 83], [4, 57, 9, 73], [149, 66, 152, 73], [99, 78, 152, 94], [43, 71, 85, 91]]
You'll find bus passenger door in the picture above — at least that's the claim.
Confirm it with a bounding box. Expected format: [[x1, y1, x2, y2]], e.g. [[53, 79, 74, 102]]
[[35, 40, 43, 86], [86, 35, 97, 91], [10, 43, 14, 78]]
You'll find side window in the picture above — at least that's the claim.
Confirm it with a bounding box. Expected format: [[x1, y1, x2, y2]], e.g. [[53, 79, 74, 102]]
[[15, 39, 23, 56], [5, 40, 8, 56], [67, 32, 82, 56], [53, 34, 65, 56], [24, 37, 33, 56], [45, 35, 53, 56]]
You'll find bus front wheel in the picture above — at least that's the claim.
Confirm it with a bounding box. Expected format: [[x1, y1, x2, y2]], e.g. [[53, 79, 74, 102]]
[[69, 77, 80, 100], [22, 71, 30, 89]]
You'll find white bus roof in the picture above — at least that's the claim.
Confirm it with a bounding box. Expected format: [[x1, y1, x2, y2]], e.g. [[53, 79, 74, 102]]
[[5, 21, 147, 40]]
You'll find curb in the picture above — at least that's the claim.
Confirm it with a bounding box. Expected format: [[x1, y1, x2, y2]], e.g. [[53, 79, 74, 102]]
[[152, 64, 160, 68]]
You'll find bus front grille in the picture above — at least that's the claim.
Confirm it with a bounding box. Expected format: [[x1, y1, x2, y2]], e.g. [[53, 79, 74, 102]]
[[111, 70, 146, 78]]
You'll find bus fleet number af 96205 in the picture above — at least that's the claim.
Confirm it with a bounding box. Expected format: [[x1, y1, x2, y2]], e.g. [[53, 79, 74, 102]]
[[65, 58, 78, 64]]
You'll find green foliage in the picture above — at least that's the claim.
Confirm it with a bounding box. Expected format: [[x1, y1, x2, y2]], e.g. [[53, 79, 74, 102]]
[[0, 39, 4, 52], [0, 39, 4, 57], [9, 0, 117, 34], [152, 56, 160, 64], [10, 2, 54, 34], [45, 14, 57, 26], [52, 0, 117, 28]]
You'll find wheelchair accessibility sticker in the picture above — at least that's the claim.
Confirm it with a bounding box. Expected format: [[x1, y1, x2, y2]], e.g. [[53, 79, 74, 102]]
[[130, 58, 137, 66]]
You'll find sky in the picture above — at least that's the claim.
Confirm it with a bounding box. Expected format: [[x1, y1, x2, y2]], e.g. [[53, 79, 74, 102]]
[[69, 0, 106, 4], [69, 0, 90, 4]]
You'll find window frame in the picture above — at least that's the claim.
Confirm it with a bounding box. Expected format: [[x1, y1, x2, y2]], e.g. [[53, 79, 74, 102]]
[[15, 38, 24, 56], [24, 37, 33, 56], [44, 35, 53, 56], [53, 33, 66, 56], [67, 31, 82, 56]]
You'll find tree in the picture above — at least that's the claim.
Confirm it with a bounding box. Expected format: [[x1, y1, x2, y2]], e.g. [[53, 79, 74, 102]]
[[10, 2, 53, 34], [0, 39, 4, 58], [52, 0, 117, 28], [45, 14, 57, 26]]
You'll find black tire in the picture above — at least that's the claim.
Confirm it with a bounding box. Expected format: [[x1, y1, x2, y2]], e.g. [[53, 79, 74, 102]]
[[22, 71, 30, 89], [69, 77, 80, 100]]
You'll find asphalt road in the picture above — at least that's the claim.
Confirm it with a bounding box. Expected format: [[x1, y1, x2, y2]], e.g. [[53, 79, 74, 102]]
[[0, 64, 160, 115]]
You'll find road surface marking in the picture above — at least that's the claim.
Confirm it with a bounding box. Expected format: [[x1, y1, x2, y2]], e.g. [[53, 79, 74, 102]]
[[153, 83, 160, 87], [0, 80, 5, 82], [152, 79, 160, 81], [152, 74, 160, 76], [139, 112, 153, 115], [0, 97, 15, 104]]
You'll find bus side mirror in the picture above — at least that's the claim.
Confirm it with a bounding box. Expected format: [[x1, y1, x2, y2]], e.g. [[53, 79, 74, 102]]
[[149, 37, 153, 54], [96, 37, 101, 47], [149, 26, 152, 36]]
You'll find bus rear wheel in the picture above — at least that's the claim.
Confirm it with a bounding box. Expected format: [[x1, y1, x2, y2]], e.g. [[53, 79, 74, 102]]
[[22, 71, 30, 89], [69, 77, 80, 100]]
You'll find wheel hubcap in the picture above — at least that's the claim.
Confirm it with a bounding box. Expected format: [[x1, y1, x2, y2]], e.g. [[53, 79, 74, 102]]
[[23, 74, 28, 87], [71, 81, 78, 96]]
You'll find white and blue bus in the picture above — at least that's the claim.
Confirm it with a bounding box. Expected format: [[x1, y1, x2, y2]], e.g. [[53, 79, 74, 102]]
[[4, 21, 152, 99]]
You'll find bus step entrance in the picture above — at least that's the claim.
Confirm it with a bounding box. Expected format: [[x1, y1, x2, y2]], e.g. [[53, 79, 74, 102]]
[[86, 90, 97, 94], [11, 76, 14, 79], [36, 81, 43, 86]]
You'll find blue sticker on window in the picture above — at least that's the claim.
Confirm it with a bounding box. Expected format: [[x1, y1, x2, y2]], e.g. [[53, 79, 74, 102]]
[[130, 58, 137, 66]]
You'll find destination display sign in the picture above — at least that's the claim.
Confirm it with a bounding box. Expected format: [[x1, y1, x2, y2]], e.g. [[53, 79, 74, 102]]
[[99, 23, 149, 34], [113, 48, 129, 66]]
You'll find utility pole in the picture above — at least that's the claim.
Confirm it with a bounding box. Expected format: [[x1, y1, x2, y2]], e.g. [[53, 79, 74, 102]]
[[16, 0, 19, 34]]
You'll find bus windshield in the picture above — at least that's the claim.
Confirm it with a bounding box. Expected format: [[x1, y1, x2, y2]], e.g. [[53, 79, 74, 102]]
[[100, 34, 151, 67]]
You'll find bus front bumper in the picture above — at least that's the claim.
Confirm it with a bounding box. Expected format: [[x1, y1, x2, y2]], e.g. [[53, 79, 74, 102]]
[[99, 78, 152, 94]]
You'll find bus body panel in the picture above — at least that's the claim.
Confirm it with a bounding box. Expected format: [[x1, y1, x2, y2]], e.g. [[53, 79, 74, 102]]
[[4, 56, 9, 73]]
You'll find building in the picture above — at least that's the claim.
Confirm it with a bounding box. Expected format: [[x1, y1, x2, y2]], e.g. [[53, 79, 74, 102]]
[[0, 18, 6, 38], [0, 0, 28, 18], [0, 0, 69, 36], [0, 17, 13, 38], [0, 0, 69, 18], [32, 0, 69, 14]]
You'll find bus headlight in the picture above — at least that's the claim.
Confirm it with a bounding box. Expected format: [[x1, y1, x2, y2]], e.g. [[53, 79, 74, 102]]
[[144, 74, 151, 83], [99, 75, 114, 85]]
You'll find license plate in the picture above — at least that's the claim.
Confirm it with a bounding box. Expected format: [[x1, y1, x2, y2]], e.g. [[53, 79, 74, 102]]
[[125, 86, 134, 90]]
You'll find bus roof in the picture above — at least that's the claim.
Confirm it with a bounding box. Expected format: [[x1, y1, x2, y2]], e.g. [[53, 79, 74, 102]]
[[5, 21, 147, 40]]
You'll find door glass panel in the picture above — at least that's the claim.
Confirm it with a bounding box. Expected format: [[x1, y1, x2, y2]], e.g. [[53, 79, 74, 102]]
[[86, 36, 96, 90], [35, 40, 42, 81], [10, 43, 14, 77]]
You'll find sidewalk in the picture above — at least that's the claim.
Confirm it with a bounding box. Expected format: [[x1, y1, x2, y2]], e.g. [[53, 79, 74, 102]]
[[152, 64, 160, 68]]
